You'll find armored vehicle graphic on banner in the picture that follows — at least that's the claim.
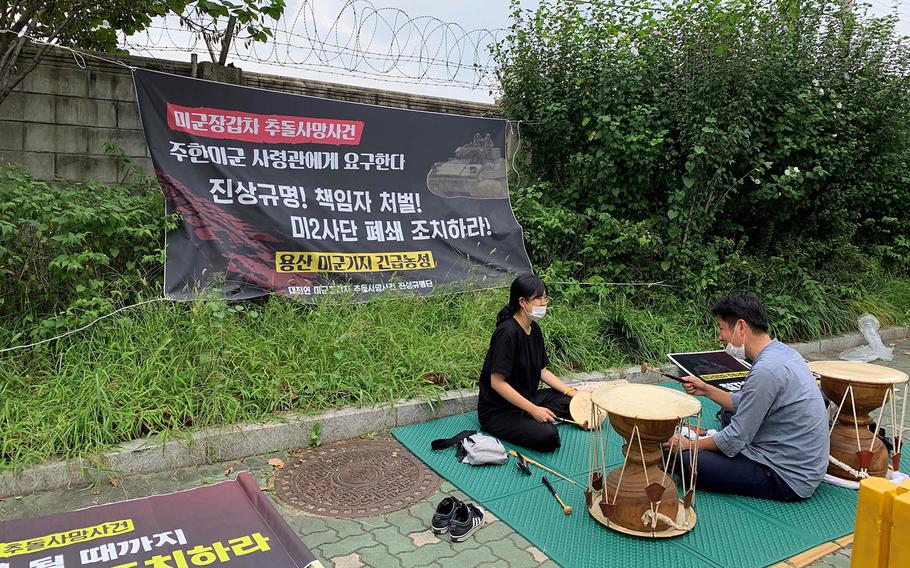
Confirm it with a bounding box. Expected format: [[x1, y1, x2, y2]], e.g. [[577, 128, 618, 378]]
[[426, 133, 508, 199]]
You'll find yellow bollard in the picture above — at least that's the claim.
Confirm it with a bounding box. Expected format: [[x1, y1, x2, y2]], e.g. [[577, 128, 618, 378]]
[[890, 492, 910, 568], [852, 477, 899, 568]]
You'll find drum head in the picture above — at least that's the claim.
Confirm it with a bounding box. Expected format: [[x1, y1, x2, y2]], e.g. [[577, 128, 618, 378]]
[[808, 360, 908, 384], [569, 380, 628, 429], [592, 383, 701, 420]]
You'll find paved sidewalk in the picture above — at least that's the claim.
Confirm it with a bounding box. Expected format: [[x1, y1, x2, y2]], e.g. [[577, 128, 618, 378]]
[[1, 337, 908, 567], [0, 444, 555, 567]]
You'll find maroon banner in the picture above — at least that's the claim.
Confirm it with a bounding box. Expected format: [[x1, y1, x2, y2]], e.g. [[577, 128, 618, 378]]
[[0, 473, 321, 568]]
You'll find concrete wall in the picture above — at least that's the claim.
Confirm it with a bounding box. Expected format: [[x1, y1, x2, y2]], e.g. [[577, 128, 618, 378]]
[[0, 48, 498, 184]]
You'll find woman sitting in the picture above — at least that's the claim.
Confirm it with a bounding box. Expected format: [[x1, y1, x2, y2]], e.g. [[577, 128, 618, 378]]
[[477, 274, 577, 452]]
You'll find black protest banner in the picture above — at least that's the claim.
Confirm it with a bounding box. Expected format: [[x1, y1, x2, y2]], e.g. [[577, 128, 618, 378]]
[[132, 70, 532, 301], [0, 473, 320, 568]]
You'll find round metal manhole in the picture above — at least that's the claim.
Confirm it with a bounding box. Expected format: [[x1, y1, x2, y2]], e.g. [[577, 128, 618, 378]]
[[274, 439, 441, 518]]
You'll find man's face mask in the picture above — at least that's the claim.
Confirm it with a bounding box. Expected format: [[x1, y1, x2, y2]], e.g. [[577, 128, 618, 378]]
[[724, 320, 746, 360]]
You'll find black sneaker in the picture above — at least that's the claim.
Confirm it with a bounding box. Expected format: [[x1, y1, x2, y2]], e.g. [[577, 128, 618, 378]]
[[431, 497, 463, 534], [449, 502, 485, 542]]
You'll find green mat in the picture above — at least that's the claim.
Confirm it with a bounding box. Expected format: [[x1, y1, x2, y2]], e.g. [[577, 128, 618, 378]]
[[391, 382, 861, 568]]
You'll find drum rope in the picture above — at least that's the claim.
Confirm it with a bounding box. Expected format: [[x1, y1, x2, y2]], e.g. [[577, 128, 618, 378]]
[[612, 426, 636, 506], [830, 386, 851, 437], [849, 387, 862, 451], [633, 424, 661, 527], [870, 388, 891, 453], [899, 384, 908, 458], [641, 509, 685, 530], [829, 454, 869, 479], [660, 421, 680, 487], [635, 424, 650, 488], [598, 406, 609, 502], [588, 398, 600, 493], [689, 415, 701, 498]]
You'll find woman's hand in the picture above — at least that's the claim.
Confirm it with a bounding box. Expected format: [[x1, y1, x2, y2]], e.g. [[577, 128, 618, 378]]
[[529, 405, 557, 423]]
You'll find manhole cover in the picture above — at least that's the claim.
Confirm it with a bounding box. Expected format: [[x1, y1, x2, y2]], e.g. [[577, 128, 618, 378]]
[[274, 439, 440, 518]]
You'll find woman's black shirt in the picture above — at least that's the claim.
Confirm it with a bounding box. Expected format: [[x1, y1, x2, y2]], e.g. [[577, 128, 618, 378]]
[[478, 317, 550, 421]]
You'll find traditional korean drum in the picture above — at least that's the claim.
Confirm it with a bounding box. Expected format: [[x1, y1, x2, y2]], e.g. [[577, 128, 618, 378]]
[[808, 360, 908, 481], [586, 383, 701, 538], [568, 380, 628, 430]]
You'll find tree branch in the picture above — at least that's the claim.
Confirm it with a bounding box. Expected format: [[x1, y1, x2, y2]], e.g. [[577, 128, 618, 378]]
[[0, 10, 78, 103], [0, 0, 25, 30], [203, 32, 217, 63], [218, 15, 236, 66], [176, 12, 217, 35], [9, 2, 47, 35]]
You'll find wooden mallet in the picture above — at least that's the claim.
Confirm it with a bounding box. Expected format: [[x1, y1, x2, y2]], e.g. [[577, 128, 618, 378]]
[[508, 450, 582, 488], [542, 476, 572, 515], [640, 362, 687, 384]]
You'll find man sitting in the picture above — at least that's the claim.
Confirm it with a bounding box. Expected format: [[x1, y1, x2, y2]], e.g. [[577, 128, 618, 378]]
[[669, 293, 829, 501]]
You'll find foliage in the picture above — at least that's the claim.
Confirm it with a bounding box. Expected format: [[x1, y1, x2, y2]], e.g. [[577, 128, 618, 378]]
[[0, 162, 907, 470], [0, 163, 172, 337], [494, 0, 910, 293], [1, 274, 908, 470], [0, 0, 285, 102]]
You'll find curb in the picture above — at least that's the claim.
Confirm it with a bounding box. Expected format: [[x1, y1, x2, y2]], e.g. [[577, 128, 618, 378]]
[[788, 326, 909, 356], [1, 327, 907, 498]]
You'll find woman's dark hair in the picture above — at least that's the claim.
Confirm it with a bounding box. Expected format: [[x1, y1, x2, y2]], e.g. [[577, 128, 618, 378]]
[[710, 292, 769, 332], [496, 273, 547, 328]]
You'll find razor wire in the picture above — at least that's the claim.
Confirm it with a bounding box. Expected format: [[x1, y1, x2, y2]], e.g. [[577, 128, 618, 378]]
[[118, 0, 910, 92], [120, 0, 508, 90]]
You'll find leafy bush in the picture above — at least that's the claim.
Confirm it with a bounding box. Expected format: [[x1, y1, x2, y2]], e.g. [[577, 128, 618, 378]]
[[0, 163, 173, 337], [495, 0, 910, 291]]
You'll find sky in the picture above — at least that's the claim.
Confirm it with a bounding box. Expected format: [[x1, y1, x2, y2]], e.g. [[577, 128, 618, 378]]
[[121, 0, 910, 104]]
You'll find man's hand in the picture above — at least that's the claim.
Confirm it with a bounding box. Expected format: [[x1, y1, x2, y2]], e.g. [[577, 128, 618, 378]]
[[662, 434, 693, 453], [681, 375, 711, 397], [681, 374, 735, 412], [529, 405, 557, 423]]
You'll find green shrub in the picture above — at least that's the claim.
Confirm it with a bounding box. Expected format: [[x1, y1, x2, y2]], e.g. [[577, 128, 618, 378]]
[[495, 0, 910, 290], [0, 163, 173, 336]]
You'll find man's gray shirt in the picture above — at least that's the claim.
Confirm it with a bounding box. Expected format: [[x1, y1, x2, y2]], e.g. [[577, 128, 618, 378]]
[[712, 340, 829, 498]]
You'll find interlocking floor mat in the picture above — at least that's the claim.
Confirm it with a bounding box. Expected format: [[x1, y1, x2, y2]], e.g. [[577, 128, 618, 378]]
[[391, 383, 859, 568]]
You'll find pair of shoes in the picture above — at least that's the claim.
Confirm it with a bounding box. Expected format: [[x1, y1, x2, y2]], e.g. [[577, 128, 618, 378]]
[[430, 496, 485, 542]]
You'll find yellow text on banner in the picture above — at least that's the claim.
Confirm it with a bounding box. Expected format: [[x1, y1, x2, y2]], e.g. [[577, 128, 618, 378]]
[[701, 371, 749, 381], [276, 251, 436, 273], [0, 519, 135, 558]]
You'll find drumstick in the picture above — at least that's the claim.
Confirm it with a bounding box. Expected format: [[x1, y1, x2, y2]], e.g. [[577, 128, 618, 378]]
[[542, 476, 572, 515], [640, 362, 687, 384], [508, 450, 582, 488], [554, 416, 589, 428]]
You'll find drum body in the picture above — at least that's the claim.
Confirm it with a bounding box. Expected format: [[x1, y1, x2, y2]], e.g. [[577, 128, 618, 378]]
[[809, 361, 909, 481], [586, 383, 701, 538]]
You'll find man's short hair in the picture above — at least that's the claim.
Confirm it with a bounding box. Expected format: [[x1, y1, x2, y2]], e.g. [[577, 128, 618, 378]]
[[710, 292, 769, 332]]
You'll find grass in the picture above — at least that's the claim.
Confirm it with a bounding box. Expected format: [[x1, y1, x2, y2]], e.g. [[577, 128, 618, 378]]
[[1, 275, 908, 471]]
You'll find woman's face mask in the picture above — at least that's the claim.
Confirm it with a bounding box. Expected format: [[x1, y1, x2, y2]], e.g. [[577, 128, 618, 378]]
[[528, 306, 547, 320], [521, 295, 548, 321]]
